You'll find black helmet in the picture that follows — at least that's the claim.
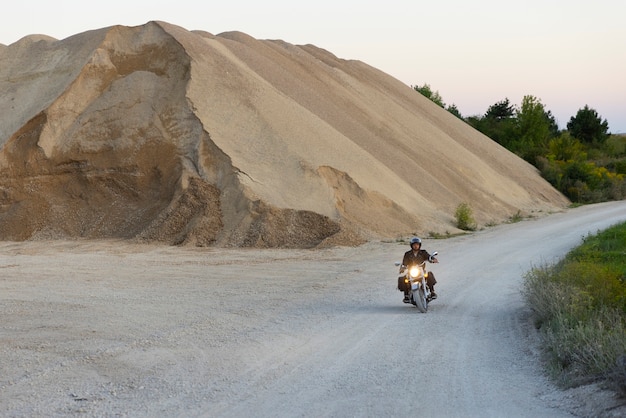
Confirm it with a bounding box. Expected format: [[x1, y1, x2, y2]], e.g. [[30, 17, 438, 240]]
[[410, 237, 422, 247]]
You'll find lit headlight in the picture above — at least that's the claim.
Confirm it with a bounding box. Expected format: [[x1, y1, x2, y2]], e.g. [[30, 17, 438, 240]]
[[409, 266, 420, 278]]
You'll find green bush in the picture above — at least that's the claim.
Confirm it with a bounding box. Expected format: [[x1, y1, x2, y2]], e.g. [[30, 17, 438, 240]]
[[454, 203, 476, 231], [522, 222, 626, 392], [537, 155, 626, 203]]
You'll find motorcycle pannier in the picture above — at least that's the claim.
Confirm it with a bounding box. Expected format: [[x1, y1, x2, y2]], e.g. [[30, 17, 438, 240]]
[[397, 276, 409, 292]]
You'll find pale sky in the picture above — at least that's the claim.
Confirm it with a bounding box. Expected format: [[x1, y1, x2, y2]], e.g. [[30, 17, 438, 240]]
[[2, 0, 625, 132]]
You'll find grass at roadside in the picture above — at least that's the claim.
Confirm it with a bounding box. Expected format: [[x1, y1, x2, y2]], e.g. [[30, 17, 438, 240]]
[[522, 221, 626, 395]]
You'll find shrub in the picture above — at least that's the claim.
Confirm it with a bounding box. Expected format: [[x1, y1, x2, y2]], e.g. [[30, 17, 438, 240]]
[[522, 222, 626, 390], [454, 203, 476, 231], [508, 210, 524, 223]]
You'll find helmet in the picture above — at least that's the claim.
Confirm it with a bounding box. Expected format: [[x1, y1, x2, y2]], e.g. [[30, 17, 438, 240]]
[[409, 237, 422, 247]]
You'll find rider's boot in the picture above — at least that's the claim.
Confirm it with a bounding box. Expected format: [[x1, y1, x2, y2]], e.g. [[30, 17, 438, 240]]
[[403, 292, 410, 303]]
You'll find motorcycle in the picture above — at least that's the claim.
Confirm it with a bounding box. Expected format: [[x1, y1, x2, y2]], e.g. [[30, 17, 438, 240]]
[[395, 251, 438, 313]]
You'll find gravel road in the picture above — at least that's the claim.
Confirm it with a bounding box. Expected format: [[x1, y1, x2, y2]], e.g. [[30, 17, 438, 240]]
[[2, 201, 626, 417]]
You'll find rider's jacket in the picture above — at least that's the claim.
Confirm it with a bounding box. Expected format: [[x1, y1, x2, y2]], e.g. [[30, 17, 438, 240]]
[[402, 249, 433, 267]]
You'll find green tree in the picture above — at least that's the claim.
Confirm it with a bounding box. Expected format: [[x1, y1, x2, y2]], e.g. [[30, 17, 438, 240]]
[[413, 83, 445, 107], [468, 98, 518, 147], [567, 105, 610, 145], [514, 95, 553, 161], [446, 103, 463, 119], [485, 98, 515, 120], [544, 109, 560, 138], [464, 96, 623, 203]]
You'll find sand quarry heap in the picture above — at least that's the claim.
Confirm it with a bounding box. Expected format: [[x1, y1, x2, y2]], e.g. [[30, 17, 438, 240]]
[[0, 21, 569, 248]]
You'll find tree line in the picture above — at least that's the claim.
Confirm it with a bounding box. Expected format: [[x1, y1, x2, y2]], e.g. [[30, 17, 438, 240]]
[[414, 84, 626, 204]]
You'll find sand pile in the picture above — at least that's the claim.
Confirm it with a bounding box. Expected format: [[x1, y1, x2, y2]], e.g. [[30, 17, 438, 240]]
[[0, 21, 569, 247]]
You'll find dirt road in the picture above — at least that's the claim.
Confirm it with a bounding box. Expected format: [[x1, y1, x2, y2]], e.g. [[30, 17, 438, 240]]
[[2, 201, 626, 417]]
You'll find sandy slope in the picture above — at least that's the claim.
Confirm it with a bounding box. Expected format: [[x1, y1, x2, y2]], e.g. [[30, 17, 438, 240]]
[[2, 201, 625, 417], [0, 21, 568, 247]]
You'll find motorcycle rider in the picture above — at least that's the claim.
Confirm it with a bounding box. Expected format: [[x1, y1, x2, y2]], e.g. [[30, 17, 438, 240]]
[[398, 237, 438, 303]]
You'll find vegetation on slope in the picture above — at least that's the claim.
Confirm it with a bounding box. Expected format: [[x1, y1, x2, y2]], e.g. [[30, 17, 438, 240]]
[[413, 84, 626, 204]]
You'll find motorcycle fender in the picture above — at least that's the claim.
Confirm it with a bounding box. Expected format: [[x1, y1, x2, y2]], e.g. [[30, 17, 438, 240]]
[[411, 282, 420, 291]]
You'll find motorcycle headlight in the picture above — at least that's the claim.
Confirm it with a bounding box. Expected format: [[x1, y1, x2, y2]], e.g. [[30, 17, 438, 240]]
[[409, 266, 420, 278]]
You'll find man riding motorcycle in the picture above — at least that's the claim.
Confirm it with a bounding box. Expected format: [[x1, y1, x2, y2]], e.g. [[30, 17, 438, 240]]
[[398, 237, 439, 303]]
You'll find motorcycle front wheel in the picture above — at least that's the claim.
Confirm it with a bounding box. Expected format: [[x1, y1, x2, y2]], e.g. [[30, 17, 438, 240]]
[[413, 288, 428, 313]]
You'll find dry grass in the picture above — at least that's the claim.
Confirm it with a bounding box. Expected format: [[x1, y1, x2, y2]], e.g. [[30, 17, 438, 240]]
[[522, 222, 626, 394]]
